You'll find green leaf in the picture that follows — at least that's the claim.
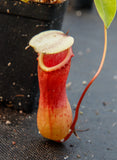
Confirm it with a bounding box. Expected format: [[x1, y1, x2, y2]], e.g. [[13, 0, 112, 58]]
[[94, 0, 116, 28]]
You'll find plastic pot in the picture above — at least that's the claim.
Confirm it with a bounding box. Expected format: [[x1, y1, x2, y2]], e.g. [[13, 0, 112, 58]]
[[0, 0, 68, 112]]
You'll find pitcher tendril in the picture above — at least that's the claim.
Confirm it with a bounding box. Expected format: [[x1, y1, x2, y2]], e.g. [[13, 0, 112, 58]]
[[57, 25, 107, 142]]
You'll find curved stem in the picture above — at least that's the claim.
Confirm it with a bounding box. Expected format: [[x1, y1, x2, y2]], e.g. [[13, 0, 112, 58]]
[[39, 48, 73, 72], [58, 25, 107, 143]]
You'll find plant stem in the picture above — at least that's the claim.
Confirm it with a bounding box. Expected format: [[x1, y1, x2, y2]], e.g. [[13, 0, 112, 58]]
[[58, 24, 107, 143]]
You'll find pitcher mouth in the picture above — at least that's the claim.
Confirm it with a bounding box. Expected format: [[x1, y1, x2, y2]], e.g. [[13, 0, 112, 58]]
[[38, 47, 74, 72]]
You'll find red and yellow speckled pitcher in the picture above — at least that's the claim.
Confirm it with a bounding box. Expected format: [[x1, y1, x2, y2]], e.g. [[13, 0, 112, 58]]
[[37, 47, 74, 141], [29, 30, 74, 142]]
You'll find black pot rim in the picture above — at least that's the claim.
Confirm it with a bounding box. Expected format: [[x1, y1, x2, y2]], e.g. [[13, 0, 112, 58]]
[[0, 0, 68, 21]]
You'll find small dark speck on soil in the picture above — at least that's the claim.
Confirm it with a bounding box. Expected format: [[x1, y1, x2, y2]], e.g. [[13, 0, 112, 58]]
[[69, 144, 74, 147], [102, 101, 107, 106], [107, 147, 112, 151]]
